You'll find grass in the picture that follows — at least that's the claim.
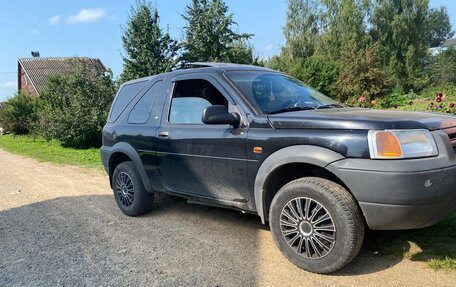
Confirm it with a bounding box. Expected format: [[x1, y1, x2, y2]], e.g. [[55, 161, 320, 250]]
[[366, 213, 456, 271], [393, 85, 456, 115], [0, 134, 102, 169]]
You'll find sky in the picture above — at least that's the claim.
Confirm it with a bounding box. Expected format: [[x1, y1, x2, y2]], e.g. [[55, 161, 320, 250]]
[[0, 0, 455, 101]]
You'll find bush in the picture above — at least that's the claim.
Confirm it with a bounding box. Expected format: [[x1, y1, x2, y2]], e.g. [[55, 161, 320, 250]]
[[374, 84, 456, 115], [429, 49, 456, 86], [0, 92, 37, 135], [332, 43, 391, 104], [289, 55, 340, 98], [267, 54, 340, 98], [35, 64, 116, 148]]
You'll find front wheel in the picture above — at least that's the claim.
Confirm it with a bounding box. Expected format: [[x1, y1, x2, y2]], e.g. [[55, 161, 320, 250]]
[[112, 161, 154, 216], [269, 177, 364, 274]]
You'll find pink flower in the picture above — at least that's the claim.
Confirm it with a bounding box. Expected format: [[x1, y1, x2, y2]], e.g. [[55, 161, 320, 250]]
[[437, 93, 443, 98], [450, 103, 455, 108], [358, 97, 366, 103], [438, 105, 443, 109], [371, 100, 377, 105], [436, 97, 442, 103]]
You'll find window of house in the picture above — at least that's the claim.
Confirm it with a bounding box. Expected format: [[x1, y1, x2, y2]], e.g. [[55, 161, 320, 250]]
[[128, 81, 162, 124], [169, 79, 228, 124], [109, 80, 147, 122]]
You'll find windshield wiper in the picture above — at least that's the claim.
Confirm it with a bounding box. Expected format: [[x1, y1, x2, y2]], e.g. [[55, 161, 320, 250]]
[[268, 106, 316, 115], [316, 103, 344, 109]]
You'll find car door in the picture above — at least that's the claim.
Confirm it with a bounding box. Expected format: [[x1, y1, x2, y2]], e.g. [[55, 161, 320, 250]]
[[155, 73, 250, 202]]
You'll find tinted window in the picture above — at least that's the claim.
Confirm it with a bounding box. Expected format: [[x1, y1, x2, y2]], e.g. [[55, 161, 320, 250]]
[[128, 81, 162, 124], [169, 79, 228, 124], [225, 71, 340, 114], [109, 81, 147, 122]]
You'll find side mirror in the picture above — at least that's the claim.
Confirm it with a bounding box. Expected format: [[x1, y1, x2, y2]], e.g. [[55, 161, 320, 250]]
[[202, 105, 240, 127]]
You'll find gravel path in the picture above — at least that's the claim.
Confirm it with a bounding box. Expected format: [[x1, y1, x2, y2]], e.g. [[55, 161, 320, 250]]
[[0, 148, 454, 287]]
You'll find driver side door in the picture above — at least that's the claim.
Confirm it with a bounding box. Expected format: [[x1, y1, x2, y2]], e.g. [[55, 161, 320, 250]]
[[155, 74, 250, 203]]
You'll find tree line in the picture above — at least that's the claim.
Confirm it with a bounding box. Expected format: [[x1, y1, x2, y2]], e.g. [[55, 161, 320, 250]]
[[0, 0, 455, 149]]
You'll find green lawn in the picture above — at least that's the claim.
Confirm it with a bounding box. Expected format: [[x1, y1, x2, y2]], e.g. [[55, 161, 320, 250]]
[[0, 134, 102, 169], [366, 213, 456, 271]]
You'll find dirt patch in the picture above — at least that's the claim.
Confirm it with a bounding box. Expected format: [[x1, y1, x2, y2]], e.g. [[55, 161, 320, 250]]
[[0, 148, 454, 286]]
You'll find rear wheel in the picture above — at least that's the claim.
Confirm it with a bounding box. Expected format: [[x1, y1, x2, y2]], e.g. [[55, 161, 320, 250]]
[[269, 177, 364, 274], [112, 161, 154, 216]]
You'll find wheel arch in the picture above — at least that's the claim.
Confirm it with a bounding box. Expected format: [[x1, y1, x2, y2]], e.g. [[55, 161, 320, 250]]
[[107, 142, 151, 191], [254, 145, 347, 224]]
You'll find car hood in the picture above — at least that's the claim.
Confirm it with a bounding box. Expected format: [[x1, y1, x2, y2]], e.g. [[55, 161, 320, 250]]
[[267, 108, 456, 131]]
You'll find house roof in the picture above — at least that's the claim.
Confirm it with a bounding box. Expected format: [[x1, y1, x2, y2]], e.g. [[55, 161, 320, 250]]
[[18, 57, 105, 95], [442, 38, 456, 48]]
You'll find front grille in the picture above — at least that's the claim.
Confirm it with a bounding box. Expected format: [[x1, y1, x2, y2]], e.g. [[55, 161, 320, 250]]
[[448, 133, 456, 153], [443, 128, 456, 153], [449, 132, 456, 141]]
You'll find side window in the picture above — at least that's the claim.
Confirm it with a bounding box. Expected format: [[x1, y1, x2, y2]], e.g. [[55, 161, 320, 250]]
[[128, 81, 163, 124], [169, 79, 228, 124], [109, 80, 147, 122]]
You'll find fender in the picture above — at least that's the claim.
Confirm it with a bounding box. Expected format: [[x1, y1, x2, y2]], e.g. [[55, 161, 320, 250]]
[[103, 142, 152, 191], [254, 145, 345, 224]]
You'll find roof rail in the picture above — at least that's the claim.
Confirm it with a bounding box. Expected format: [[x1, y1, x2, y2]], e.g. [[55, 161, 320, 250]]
[[184, 62, 233, 68]]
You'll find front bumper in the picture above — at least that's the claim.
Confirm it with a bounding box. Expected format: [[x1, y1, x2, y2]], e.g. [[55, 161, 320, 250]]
[[327, 130, 456, 230]]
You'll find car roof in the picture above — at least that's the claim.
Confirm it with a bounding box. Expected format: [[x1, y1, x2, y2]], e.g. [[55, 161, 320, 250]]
[[121, 62, 274, 86]]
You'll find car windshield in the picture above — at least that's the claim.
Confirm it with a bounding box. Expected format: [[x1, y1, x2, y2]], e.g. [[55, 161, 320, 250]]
[[225, 71, 342, 114]]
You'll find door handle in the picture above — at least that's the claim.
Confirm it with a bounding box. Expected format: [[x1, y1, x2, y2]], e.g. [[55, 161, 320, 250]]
[[158, 131, 169, 138]]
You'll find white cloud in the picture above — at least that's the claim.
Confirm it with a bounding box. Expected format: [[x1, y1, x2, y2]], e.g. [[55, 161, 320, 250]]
[[49, 15, 61, 25], [0, 81, 16, 88], [67, 8, 106, 24], [264, 44, 274, 51]]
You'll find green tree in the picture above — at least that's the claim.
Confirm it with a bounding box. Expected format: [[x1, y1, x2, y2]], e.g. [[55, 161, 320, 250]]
[[319, 0, 369, 60], [120, 1, 178, 83], [36, 62, 116, 148], [370, 0, 429, 92], [429, 49, 456, 86], [425, 6, 454, 47], [283, 0, 322, 59], [0, 92, 37, 135], [333, 43, 391, 103], [180, 0, 256, 64]]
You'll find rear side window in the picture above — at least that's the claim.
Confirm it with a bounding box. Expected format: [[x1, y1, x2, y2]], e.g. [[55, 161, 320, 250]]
[[128, 81, 163, 124], [109, 81, 147, 122]]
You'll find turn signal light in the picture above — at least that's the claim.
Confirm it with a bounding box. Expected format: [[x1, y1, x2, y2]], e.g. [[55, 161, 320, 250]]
[[375, 131, 403, 158]]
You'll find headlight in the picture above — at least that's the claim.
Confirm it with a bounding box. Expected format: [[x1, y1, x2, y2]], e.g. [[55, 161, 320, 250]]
[[368, 129, 438, 159]]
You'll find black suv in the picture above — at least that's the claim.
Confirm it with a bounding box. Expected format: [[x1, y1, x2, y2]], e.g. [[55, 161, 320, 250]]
[[101, 63, 456, 273]]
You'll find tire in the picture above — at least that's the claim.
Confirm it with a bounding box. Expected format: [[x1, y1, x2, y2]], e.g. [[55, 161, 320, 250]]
[[112, 161, 154, 216], [269, 177, 364, 274]]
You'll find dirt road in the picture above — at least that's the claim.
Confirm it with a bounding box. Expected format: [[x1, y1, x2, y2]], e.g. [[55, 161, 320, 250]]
[[0, 148, 454, 287]]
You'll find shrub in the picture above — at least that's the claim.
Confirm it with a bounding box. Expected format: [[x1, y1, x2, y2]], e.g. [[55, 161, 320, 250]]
[[375, 84, 456, 115], [332, 42, 391, 104], [35, 64, 116, 148], [0, 92, 38, 135], [289, 55, 340, 98], [429, 49, 456, 86], [267, 54, 340, 98]]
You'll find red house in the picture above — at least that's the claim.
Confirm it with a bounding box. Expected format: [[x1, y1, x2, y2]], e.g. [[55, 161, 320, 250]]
[[17, 57, 105, 96]]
